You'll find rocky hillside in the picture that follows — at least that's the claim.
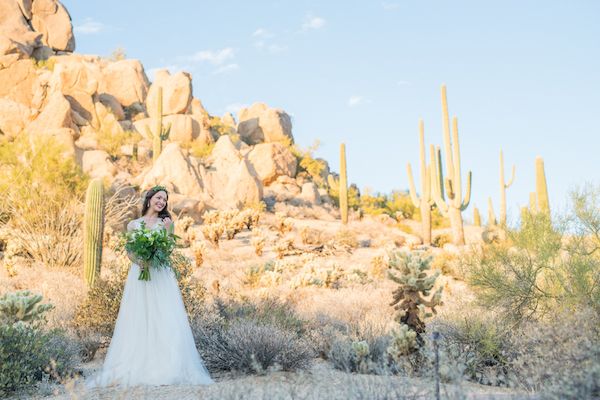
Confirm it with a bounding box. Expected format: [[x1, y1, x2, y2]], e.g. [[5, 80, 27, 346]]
[[0, 0, 334, 220]]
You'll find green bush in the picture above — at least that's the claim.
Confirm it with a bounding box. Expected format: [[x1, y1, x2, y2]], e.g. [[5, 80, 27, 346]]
[[0, 291, 80, 397], [0, 136, 88, 268]]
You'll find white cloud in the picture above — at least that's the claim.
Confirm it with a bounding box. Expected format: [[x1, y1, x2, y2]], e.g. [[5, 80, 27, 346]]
[[267, 44, 287, 53], [190, 48, 235, 65], [397, 80, 410, 86], [74, 18, 107, 34], [382, 2, 400, 10], [213, 63, 239, 75], [348, 96, 363, 107], [252, 28, 272, 38], [302, 15, 326, 31]]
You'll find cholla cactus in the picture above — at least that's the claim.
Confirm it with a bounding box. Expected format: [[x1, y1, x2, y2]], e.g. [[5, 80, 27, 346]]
[[251, 229, 267, 256], [201, 223, 224, 247], [387, 323, 418, 360], [369, 255, 387, 279], [0, 291, 54, 325], [191, 242, 205, 268], [387, 251, 442, 344], [275, 212, 293, 234], [275, 236, 295, 259]]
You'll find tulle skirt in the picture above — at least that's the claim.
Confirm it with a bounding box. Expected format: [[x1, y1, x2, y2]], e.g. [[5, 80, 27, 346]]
[[87, 263, 213, 387]]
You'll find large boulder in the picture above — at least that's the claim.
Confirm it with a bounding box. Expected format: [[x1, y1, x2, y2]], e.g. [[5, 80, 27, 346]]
[[31, 0, 75, 52], [0, 98, 32, 137], [49, 57, 101, 125], [26, 91, 77, 134], [140, 142, 204, 198], [81, 149, 117, 180], [223, 158, 263, 208], [146, 69, 192, 117], [99, 59, 149, 107], [0, 0, 42, 57], [300, 181, 321, 205], [0, 58, 41, 106], [208, 135, 241, 170], [237, 102, 293, 145], [246, 142, 297, 185]]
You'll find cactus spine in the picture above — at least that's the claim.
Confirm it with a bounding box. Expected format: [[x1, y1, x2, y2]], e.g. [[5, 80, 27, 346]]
[[432, 85, 472, 245], [146, 87, 171, 162], [83, 179, 105, 288], [339, 143, 348, 224], [473, 206, 481, 227], [499, 150, 515, 226], [407, 119, 434, 244], [535, 156, 550, 215]]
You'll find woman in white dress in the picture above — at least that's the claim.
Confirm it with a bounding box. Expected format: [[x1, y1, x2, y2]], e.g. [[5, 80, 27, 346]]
[[88, 185, 213, 388]]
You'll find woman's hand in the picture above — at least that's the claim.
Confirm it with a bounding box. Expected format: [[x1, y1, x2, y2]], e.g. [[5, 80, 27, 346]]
[[162, 217, 174, 233]]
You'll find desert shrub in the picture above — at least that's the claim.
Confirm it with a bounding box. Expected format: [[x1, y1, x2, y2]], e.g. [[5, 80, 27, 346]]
[[432, 314, 511, 386], [0, 136, 88, 269], [333, 229, 359, 250], [359, 189, 390, 216], [0, 293, 80, 396], [468, 197, 600, 324], [288, 139, 328, 188], [509, 308, 600, 399], [329, 336, 391, 374], [97, 126, 140, 160], [385, 191, 417, 220], [191, 298, 313, 373], [188, 141, 215, 160], [432, 233, 452, 248], [72, 259, 129, 340]]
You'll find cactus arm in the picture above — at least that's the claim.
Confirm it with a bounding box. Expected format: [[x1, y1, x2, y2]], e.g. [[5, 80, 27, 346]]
[[407, 163, 421, 208], [460, 171, 472, 211], [451, 116, 462, 208], [83, 179, 104, 288], [440, 85, 455, 180], [506, 165, 516, 188]]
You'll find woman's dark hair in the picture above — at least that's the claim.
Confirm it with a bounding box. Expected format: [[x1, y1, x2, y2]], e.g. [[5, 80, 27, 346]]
[[141, 185, 172, 220]]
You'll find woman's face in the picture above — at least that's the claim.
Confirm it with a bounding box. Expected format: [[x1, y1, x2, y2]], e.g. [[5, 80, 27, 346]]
[[149, 190, 167, 213]]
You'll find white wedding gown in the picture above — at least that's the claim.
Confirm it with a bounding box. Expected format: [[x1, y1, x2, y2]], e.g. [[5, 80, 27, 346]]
[[87, 218, 213, 388]]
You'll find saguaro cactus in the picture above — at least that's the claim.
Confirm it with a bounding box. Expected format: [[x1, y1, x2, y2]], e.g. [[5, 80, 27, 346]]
[[487, 197, 497, 226], [83, 179, 105, 288], [146, 87, 171, 162], [499, 150, 515, 226], [407, 120, 435, 244], [535, 156, 550, 215], [432, 85, 472, 245], [473, 206, 482, 227], [339, 143, 348, 224]]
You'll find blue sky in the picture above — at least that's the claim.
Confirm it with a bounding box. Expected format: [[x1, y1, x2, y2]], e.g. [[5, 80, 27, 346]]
[[62, 0, 600, 223]]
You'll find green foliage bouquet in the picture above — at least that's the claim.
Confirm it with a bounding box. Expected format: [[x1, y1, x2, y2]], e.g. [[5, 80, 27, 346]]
[[117, 221, 180, 281]]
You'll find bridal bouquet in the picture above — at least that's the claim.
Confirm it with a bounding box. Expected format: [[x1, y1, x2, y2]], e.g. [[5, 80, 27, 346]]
[[117, 221, 180, 281]]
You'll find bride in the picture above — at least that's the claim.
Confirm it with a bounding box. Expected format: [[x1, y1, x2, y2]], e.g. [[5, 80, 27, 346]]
[[88, 185, 213, 387]]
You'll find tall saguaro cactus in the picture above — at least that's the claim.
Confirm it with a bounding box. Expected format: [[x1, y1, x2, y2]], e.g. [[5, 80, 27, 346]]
[[535, 156, 550, 215], [473, 206, 481, 227], [339, 143, 349, 224], [432, 85, 472, 245], [146, 87, 171, 162], [83, 179, 105, 288], [407, 120, 435, 244], [499, 150, 516, 226]]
